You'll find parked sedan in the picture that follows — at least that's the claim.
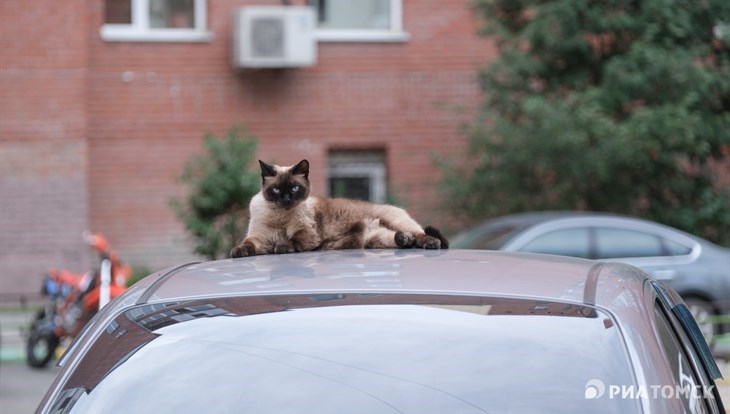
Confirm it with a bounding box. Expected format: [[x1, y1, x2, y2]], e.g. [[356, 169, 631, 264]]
[[451, 212, 730, 343], [38, 250, 723, 413]]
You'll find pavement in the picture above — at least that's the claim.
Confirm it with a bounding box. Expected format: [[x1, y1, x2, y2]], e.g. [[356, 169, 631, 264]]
[[1, 308, 61, 413], [1, 363, 60, 413]]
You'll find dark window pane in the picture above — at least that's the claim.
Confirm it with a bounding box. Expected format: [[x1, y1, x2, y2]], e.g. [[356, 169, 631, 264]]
[[519, 228, 591, 258], [595, 228, 663, 258], [105, 0, 132, 24], [310, 0, 327, 23], [330, 177, 370, 201], [150, 0, 195, 29]]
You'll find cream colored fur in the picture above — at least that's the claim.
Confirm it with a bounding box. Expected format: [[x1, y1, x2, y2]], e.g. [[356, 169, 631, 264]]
[[230, 160, 443, 257]]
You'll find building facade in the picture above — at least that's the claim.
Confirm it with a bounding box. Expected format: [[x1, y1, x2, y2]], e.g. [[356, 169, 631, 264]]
[[0, 0, 493, 300]]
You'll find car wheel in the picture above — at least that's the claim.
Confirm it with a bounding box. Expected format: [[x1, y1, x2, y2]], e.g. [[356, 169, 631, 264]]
[[26, 330, 60, 368], [684, 297, 716, 348]]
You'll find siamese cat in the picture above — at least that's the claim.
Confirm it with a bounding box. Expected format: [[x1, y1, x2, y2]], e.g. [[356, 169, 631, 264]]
[[230, 159, 448, 257]]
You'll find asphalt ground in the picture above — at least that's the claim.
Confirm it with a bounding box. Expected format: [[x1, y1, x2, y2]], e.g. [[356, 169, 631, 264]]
[[1, 308, 729, 412], [1, 362, 59, 413], [1, 308, 62, 413]]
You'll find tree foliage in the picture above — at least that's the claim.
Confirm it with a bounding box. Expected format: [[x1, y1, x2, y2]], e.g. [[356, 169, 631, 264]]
[[443, 0, 730, 245], [172, 126, 260, 259]]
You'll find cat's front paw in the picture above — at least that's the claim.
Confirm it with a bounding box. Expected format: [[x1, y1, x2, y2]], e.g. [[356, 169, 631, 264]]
[[274, 244, 296, 254], [231, 242, 257, 258], [422, 238, 441, 249], [395, 231, 416, 248], [230, 245, 248, 258], [415, 235, 441, 250]]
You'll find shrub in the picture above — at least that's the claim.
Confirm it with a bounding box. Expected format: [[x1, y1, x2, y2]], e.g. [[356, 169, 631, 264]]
[[172, 125, 260, 259]]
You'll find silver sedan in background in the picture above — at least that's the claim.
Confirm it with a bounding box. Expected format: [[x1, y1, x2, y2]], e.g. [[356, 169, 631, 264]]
[[451, 212, 730, 346]]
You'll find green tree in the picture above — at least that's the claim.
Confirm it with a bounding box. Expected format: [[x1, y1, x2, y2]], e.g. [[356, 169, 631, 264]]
[[172, 126, 260, 259], [443, 0, 730, 245]]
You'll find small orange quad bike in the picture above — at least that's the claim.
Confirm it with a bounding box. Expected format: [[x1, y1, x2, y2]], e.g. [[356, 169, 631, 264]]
[[26, 232, 131, 368]]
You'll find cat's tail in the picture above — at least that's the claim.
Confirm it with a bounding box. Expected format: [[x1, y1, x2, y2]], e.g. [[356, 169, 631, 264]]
[[424, 226, 449, 249]]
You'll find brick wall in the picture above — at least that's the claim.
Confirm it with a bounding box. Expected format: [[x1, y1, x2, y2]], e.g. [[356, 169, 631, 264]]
[[0, 0, 91, 300], [86, 0, 492, 270], [1, 0, 493, 297]]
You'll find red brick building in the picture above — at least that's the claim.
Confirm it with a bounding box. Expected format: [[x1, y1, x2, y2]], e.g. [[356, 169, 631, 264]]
[[0, 0, 493, 299]]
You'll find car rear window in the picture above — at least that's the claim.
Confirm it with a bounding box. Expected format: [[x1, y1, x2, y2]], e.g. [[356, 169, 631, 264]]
[[49, 295, 639, 414]]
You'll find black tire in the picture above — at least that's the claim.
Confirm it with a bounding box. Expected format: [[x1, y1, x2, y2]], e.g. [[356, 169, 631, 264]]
[[26, 325, 60, 369]]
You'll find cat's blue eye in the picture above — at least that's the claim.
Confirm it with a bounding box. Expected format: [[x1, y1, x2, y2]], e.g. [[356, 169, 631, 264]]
[[292, 186, 300, 192], [272, 188, 281, 194]]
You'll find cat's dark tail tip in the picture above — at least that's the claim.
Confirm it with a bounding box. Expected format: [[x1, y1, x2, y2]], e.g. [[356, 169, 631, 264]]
[[424, 226, 449, 249]]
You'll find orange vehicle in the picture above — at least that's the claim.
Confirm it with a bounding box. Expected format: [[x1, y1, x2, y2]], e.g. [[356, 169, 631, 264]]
[[26, 232, 130, 368]]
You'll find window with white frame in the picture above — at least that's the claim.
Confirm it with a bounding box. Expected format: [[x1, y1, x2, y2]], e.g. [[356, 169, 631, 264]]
[[327, 150, 386, 203], [101, 0, 212, 42], [309, 0, 409, 42]]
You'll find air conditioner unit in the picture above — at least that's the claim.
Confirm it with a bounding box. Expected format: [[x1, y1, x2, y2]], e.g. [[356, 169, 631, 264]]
[[233, 6, 317, 69]]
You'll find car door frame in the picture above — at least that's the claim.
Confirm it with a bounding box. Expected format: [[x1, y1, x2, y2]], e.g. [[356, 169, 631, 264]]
[[647, 280, 724, 413]]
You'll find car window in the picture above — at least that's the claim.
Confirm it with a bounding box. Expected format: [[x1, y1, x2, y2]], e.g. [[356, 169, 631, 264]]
[[518, 228, 591, 258], [451, 224, 522, 250], [595, 227, 664, 259], [48, 295, 639, 414], [653, 302, 711, 414], [663, 238, 692, 256]]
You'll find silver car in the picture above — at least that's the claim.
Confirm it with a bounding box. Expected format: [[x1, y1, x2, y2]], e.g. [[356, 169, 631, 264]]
[[38, 250, 724, 413], [451, 212, 730, 344]]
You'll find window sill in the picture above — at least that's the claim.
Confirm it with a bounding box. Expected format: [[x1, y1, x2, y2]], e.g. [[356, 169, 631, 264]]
[[100, 27, 214, 42], [315, 30, 410, 43]]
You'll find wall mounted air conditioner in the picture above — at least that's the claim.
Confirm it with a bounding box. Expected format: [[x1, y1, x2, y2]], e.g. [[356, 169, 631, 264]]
[[233, 6, 317, 69]]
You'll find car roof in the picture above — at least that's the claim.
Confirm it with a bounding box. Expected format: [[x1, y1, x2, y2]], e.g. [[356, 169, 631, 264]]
[[131, 249, 649, 311]]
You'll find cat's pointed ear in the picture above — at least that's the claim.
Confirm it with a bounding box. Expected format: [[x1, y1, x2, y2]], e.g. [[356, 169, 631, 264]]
[[291, 159, 309, 179], [259, 160, 277, 179]]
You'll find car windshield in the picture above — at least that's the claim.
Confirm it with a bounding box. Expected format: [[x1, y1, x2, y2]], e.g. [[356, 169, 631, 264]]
[[50, 295, 638, 414]]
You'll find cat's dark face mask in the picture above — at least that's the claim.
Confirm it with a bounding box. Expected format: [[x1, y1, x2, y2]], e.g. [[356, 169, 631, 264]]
[[264, 180, 308, 209], [260, 160, 310, 210]]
